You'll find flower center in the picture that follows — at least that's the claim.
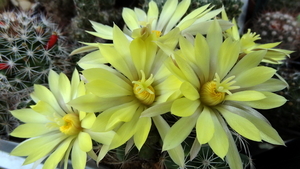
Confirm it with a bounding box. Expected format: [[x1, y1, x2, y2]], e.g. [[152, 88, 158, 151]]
[[132, 70, 155, 105], [200, 81, 225, 106], [59, 113, 82, 135], [152, 30, 161, 37]]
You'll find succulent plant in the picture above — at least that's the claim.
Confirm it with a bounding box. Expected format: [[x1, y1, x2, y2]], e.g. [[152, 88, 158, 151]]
[[252, 11, 300, 52], [0, 9, 74, 139]]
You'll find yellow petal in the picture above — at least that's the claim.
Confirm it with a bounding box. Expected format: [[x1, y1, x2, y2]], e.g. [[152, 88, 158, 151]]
[[182, 19, 233, 36], [225, 130, 243, 169], [78, 132, 92, 152], [78, 50, 107, 69], [228, 50, 266, 77], [241, 92, 287, 109], [69, 45, 98, 56], [134, 117, 152, 150], [234, 106, 284, 145], [163, 113, 198, 150], [48, 70, 59, 97], [106, 101, 140, 130], [68, 94, 133, 113], [86, 130, 115, 145], [99, 44, 135, 80], [71, 70, 85, 99], [249, 78, 287, 92], [141, 100, 173, 117], [81, 113, 96, 129], [164, 0, 190, 33], [134, 7, 147, 22], [216, 38, 240, 79], [167, 146, 185, 168], [208, 113, 229, 159], [234, 66, 276, 88], [174, 53, 200, 87], [179, 35, 195, 63], [97, 144, 110, 163], [171, 98, 200, 117], [72, 138, 87, 169], [206, 19, 223, 59], [109, 113, 140, 149], [86, 79, 132, 97], [43, 137, 73, 169], [10, 108, 48, 123], [156, 0, 178, 31], [194, 33, 210, 82], [189, 138, 201, 161], [57, 72, 72, 111], [89, 20, 113, 39], [82, 67, 131, 87], [152, 115, 185, 167], [178, 4, 210, 25], [217, 107, 261, 141], [130, 37, 146, 74], [31, 84, 65, 116], [196, 106, 214, 144], [180, 81, 199, 100], [11, 132, 66, 157], [225, 90, 266, 101], [23, 136, 64, 165], [147, 1, 159, 30], [122, 8, 140, 31], [10, 123, 51, 138]]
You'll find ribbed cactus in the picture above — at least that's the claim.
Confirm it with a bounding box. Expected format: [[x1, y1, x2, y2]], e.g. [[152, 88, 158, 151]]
[[252, 11, 300, 51], [0, 10, 73, 139], [0, 10, 73, 90]]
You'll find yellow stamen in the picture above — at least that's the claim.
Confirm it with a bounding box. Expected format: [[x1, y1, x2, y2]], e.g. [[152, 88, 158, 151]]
[[59, 113, 82, 135], [132, 70, 155, 105], [200, 81, 225, 106], [152, 30, 162, 37]]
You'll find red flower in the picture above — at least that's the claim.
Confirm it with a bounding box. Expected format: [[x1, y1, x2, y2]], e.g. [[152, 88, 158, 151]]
[[44, 32, 58, 50]]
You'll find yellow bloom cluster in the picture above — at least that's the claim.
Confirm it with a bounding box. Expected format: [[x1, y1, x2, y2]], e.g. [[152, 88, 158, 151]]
[[10, 0, 292, 169]]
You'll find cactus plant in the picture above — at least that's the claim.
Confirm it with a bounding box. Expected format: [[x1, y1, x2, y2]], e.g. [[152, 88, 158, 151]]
[[0, 9, 74, 139], [252, 11, 300, 52]]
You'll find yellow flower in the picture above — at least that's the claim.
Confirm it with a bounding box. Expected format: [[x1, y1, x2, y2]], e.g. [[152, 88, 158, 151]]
[[142, 20, 287, 169], [10, 70, 115, 169], [69, 25, 184, 167], [70, 0, 232, 56], [222, 11, 293, 64]]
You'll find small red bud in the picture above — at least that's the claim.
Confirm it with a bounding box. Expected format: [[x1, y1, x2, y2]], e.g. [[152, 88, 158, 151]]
[[44, 32, 58, 50], [0, 63, 9, 70]]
